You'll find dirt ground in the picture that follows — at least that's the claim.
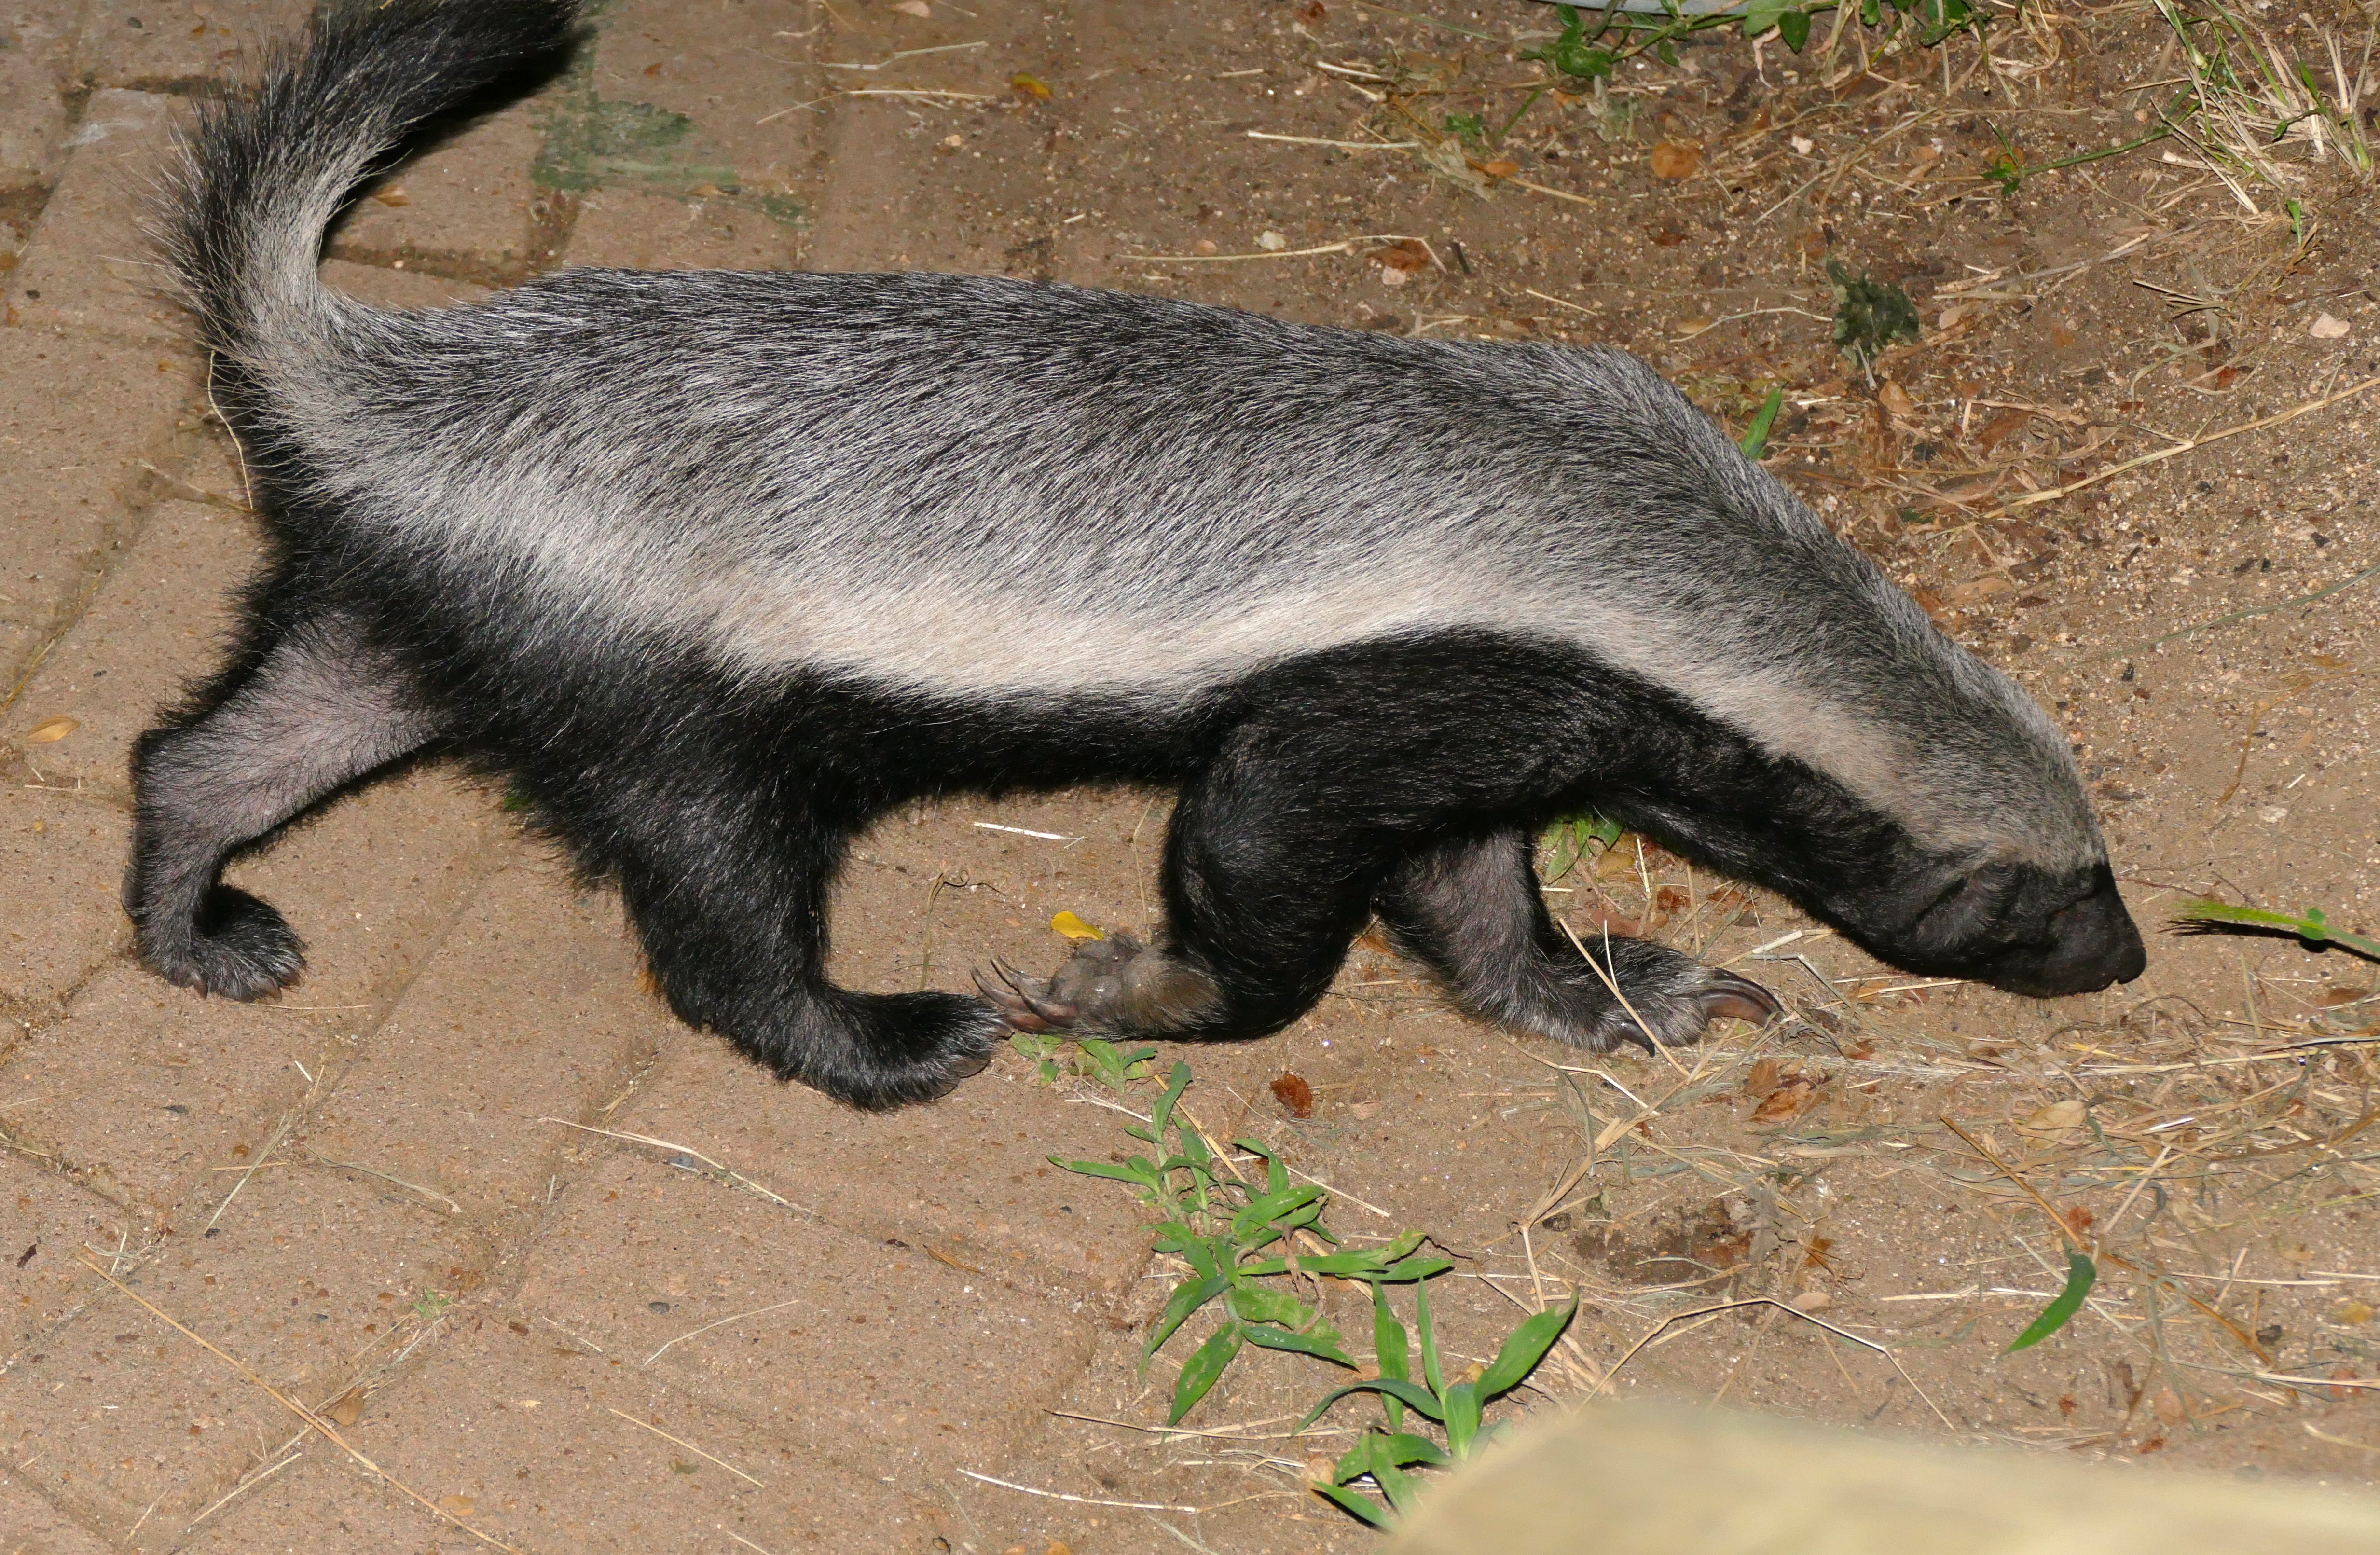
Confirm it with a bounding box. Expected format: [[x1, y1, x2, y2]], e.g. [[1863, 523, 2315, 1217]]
[[4, 0, 2380, 1551]]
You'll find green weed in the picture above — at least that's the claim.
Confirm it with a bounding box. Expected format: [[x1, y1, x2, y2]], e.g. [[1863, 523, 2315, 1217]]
[[1524, 0, 1983, 82], [1540, 813, 1624, 887], [1052, 1060, 1448, 1423], [2174, 901, 2380, 963], [1048, 1053, 1580, 1527], [1826, 261, 1921, 383], [1297, 1283, 1576, 1527]]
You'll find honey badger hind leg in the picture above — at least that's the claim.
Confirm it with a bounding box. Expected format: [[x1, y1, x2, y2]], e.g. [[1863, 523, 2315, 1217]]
[[1377, 829, 1778, 1052], [129, 609, 443, 1000]]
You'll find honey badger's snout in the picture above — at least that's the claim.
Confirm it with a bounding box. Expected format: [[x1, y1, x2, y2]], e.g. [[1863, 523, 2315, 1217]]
[[1886, 858, 2146, 997]]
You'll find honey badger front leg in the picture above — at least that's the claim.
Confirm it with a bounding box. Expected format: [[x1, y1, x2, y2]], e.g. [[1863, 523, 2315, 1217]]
[[1377, 829, 1777, 1050], [976, 703, 1777, 1050]]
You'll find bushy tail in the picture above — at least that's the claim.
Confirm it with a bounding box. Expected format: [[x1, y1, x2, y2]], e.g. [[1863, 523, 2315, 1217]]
[[161, 0, 580, 363]]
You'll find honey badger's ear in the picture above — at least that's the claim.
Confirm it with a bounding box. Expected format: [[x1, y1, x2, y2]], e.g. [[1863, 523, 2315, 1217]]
[[1904, 859, 2025, 950]]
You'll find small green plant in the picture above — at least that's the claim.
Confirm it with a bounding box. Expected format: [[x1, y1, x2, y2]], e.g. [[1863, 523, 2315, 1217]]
[[1826, 260, 1921, 384], [1523, 0, 1985, 81], [1048, 1054, 1582, 1524], [1540, 812, 1625, 887], [1009, 1032, 1156, 1088], [2007, 1251, 2095, 1352], [2175, 900, 2380, 963], [1299, 1282, 1578, 1527], [1053, 1060, 1452, 1422], [1982, 119, 2176, 194], [1738, 385, 1785, 460], [410, 1289, 452, 1321]]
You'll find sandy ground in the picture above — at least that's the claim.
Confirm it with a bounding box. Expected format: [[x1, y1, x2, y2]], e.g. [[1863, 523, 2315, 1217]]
[[4, 0, 2380, 1551]]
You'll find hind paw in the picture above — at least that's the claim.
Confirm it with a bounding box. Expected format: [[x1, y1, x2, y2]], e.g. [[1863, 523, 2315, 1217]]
[[144, 886, 306, 1000], [974, 932, 1220, 1037]]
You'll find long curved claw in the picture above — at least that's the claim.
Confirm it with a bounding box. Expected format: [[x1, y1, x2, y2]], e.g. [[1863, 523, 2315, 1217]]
[[1700, 971, 1781, 1027], [973, 959, 1080, 1032]]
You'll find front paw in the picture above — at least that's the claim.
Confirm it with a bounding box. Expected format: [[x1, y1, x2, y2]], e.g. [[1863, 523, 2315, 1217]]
[[1565, 937, 1779, 1052]]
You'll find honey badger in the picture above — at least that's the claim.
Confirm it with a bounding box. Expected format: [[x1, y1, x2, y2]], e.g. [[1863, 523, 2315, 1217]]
[[129, 0, 2145, 1111]]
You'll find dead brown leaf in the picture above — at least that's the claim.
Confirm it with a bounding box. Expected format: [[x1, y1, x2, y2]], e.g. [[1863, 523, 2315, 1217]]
[[1749, 1077, 1816, 1123], [1271, 1072, 1316, 1118], [1649, 140, 1703, 179], [1976, 409, 2031, 453]]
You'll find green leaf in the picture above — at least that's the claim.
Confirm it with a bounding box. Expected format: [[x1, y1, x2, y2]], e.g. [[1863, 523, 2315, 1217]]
[[1373, 1284, 1411, 1431], [1227, 1284, 1313, 1329], [1443, 1380, 1483, 1459], [1243, 1324, 1357, 1366], [1295, 1377, 1447, 1432], [1311, 1478, 1393, 1529], [1742, 0, 1793, 38], [1778, 8, 1812, 50], [1368, 1432, 1452, 1469], [1232, 1184, 1326, 1241], [1371, 1452, 1423, 1518], [2007, 1252, 2096, 1352], [2174, 900, 2380, 962], [1478, 1298, 1578, 1398], [1861, 0, 1880, 23], [1655, 39, 1680, 65], [1150, 1061, 1193, 1136], [1051, 1156, 1159, 1190], [1373, 1285, 1411, 1382], [1416, 1285, 1445, 1395], [1739, 385, 1785, 458], [1169, 1322, 1244, 1424], [1143, 1274, 1231, 1367], [1233, 1138, 1293, 1197]]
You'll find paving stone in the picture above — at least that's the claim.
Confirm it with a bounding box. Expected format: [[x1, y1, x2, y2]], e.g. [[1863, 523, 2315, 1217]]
[[0, 1472, 115, 1555], [0, 770, 516, 1210], [515, 1149, 1100, 1480], [2, 90, 190, 345], [1, 964, 323, 1217], [0, 330, 196, 686], [0, 786, 131, 1017], [611, 1032, 1153, 1305], [0, 4, 79, 192], [0, 1170, 470, 1549], [1, 1161, 136, 1356], [328, 102, 545, 275], [72, 1, 315, 92], [565, 0, 814, 208], [564, 189, 797, 272], [1, 501, 265, 790], [305, 857, 676, 1240], [180, 1316, 957, 1553]]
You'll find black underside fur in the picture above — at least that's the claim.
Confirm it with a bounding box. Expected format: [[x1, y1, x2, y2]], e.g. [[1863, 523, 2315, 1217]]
[[132, 520, 1899, 1108]]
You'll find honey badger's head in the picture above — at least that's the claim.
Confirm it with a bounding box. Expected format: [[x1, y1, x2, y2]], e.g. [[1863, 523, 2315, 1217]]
[[1576, 548, 2145, 1001], [1847, 691, 2146, 998]]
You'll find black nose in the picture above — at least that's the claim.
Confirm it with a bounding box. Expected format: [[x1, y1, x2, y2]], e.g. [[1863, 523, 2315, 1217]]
[[2012, 867, 2146, 995]]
